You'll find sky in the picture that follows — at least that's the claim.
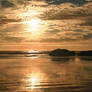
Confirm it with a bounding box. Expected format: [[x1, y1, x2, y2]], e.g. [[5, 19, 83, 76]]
[[0, 0, 92, 51]]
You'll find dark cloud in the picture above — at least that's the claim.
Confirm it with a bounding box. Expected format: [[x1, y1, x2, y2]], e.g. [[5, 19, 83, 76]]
[[41, 38, 61, 42], [15, 0, 25, 5], [0, 24, 25, 43], [40, 37, 78, 42], [40, 33, 92, 42], [79, 17, 92, 26], [45, 29, 60, 34], [40, 28, 92, 42], [83, 33, 92, 39], [0, 16, 21, 26], [46, 0, 89, 6], [0, 0, 15, 8], [0, 0, 92, 43], [42, 2, 92, 20], [0, 30, 25, 43], [75, 29, 87, 32], [3, 36, 25, 42]]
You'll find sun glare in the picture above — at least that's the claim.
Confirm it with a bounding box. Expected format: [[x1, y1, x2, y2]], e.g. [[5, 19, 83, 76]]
[[26, 73, 41, 89], [22, 18, 47, 40], [28, 50, 39, 53], [18, 7, 47, 40], [24, 18, 42, 32]]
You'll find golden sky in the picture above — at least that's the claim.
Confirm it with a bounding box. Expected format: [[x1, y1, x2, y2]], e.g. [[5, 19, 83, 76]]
[[0, 0, 92, 51]]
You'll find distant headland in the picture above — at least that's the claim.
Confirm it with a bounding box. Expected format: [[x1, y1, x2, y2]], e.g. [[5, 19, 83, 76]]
[[49, 48, 92, 56]]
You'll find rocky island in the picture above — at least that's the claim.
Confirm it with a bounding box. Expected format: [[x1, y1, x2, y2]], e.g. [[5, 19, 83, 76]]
[[49, 49, 76, 56], [49, 49, 92, 57]]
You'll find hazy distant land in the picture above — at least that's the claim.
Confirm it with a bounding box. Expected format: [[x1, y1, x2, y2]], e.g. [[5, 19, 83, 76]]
[[0, 49, 92, 60], [49, 49, 92, 56]]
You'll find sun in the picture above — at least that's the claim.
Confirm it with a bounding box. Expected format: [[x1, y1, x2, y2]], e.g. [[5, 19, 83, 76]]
[[24, 19, 42, 27], [18, 6, 47, 40], [22, 18, 43, 40], [30, 19, 42, 26], [22, 18, 46, 40], [24, 18, 43, 32]]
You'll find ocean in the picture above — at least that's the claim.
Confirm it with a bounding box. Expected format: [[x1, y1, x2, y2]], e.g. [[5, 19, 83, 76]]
[[0, 51, 92, 92], [0, 0, 92, 92]]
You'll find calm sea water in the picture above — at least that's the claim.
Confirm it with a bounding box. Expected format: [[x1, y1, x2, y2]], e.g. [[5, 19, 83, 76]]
[[0, 52, 92, 92]]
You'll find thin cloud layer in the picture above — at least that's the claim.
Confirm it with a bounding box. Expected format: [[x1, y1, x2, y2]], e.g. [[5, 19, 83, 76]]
[[0, 15, 21, 26], [0, 0, 92, 44], [42, 2, 92, 20]]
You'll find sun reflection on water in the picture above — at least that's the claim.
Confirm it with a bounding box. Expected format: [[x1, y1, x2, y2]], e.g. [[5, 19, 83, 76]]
[[24, 66, 47, 90], [26, 73, 41, 89]]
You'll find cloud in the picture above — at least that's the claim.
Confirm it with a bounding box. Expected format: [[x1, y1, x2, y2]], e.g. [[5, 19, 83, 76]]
[[3, 36, 25, 42], [0, 16, 21, 26], [14, 0, 25, 5], [0, 0, 15, 8], [0, 23, 26, 43], [79, 17, 92, 26], [45, 29, 60, 34], [0, 29, 25, 43], [0, 0, 92, 44], [45, 0, 89, 6], [40, 27, 92, 42], [83, 33, 92, 39], [46, 0, 88, 6], [42, 2, 92, 20], [40, 37, 78, 42]]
